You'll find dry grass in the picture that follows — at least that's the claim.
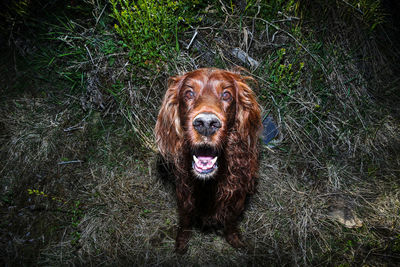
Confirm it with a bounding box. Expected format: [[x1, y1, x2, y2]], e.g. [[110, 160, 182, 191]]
[[1, 0, 400, 266]]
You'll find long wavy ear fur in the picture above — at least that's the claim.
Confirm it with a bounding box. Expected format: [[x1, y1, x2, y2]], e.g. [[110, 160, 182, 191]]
[[233, 75, 262, 149], [155, 75, 186, 158]]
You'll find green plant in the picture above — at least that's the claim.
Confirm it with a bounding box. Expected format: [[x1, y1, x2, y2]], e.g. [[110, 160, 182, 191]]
[[260, 48, 304, 106], [70, 200, 83, 245], [343, 0, 385, 31], [242, 0, 300, 19], [394, 234, 400, 252], [27, 188, 83, 245], [27, 188, 67, 204], [110, 0, 191, 66]]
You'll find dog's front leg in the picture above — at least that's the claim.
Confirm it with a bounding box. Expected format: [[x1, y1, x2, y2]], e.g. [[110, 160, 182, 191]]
[[175, 181, 194, 254], [223, 191, 246, 248]]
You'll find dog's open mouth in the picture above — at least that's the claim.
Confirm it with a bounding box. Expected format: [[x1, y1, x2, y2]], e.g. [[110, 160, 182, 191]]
[[192, 147, 218, 178]]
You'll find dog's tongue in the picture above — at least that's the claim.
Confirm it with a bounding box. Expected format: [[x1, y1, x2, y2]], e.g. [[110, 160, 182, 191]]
[[193, 155, 217, 171]]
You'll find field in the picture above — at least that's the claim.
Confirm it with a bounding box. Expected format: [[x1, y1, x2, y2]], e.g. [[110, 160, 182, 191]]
[[1, 0, 400, 265]]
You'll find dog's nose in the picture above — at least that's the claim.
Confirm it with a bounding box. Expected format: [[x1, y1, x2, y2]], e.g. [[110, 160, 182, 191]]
[[193, 113, 222, 137]]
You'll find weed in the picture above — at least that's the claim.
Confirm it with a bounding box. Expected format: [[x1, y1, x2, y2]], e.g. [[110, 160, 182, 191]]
[[70, 200, 83, 246], [27, 188, 83, 246], [258, 47, 304, 109], [27, 188, 67, 204], [110, 0, 197, 66], [394, 234, 400, 252]]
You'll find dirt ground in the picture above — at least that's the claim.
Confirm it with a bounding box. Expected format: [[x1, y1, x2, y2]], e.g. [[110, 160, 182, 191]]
[[1, 0, 400, 265]]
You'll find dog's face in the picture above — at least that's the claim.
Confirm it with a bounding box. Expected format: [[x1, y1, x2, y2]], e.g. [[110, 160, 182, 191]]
[[155, 68, 261, 180], [178, 69, 237, 179]]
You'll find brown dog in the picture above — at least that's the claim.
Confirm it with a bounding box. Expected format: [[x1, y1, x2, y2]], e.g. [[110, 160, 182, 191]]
[[155, 68, 261, 253]]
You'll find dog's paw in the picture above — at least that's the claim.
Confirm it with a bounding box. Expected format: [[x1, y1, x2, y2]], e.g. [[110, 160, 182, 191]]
[[174, 229, 191, 254], [225, 231, 245, 248], [174, 242, 188, 254]]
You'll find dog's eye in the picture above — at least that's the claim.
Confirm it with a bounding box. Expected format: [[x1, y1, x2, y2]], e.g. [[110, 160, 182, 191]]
[[221, 91, 232, 101], [185, 90, 195, 100]]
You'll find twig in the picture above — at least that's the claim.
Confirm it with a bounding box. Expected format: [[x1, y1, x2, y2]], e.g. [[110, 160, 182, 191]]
[[186, 27, 198, 50], [272, 17, 300, 23], [85, 44, 95, 65], [275, 11, 300, 23], [58, 160, 84, 165], [95, 3, 108, 27], [63, 125, 84, 132]]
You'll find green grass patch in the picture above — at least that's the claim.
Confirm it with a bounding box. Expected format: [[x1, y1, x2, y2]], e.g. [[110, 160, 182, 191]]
[[110, 0, 200, 66]]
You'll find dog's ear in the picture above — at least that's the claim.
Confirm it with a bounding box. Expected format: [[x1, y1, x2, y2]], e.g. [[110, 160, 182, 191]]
[[233, 75, 262, 149], [155, 74, 186, 158]]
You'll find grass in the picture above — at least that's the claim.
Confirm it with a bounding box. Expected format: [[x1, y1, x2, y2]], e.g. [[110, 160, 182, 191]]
[[1, 0, 400, 265]]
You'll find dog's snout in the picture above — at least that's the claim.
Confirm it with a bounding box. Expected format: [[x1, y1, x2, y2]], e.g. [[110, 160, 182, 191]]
[[193, 113, 221, 137]]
